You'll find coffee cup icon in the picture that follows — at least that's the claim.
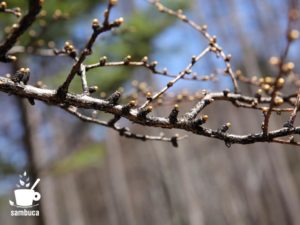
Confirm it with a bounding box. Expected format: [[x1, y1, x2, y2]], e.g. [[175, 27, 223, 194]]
[[14, 189, 41, 206]]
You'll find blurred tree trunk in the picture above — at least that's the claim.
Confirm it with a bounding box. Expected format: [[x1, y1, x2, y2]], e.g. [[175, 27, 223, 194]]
[[17, 99, 46, 225], [102, 102, 300, 225]]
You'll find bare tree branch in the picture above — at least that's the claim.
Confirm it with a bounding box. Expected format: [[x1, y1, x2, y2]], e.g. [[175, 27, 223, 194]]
[[0, 0, 299, 147], [1, 76, 299, 147], [0, 0, 42, 62]]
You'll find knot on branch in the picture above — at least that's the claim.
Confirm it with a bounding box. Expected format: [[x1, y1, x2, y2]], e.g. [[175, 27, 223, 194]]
[[106, 91, 121, 105], [107, 115, 121, 127], [171, 135, 178, 147], [218, 122, 231, 133], [56, 86, 68, 101], [121, 100, 136, 114], [137, 106, 152, 119], [168, 104, 179, 124]]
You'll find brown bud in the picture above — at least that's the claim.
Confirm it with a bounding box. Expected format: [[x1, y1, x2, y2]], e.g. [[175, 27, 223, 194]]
[[7, 55, 17, 61], [256, 89, 263, 95], [277, 78, 285, 87], [146, 106, 153, 111], [191, 55, 197, 63], [146, 91, 152, 100], [264, 76, 272, 84], [109, 0, 118, 6], [12, 23, 19, 30], [141, 56, 148, 64], [92, 18, 100, 29], [282, 62, 295, 73], [162, 68, 168, 75], [269, 56, 280, 65], [149, 61, 158, 69], [225, 54, 232, 62], [129, 100, 136, 107], [88, 86, 98, 94], [262, 84, 271, 91], [288, 29, 299, 41], [219, 122, 231, 132], [99, 56, 107, 66], [124, 55, 131, 65], [274, 96, 284, 105], [115, 17, 124, 26], [201, 25, 208, 31], [262, 107, 269, 113], [0, 1, 7, 9], [167, 81, 173, 87], [289, 9, 299, 21], [209, 36, 217, 44], [202, 115, 208, 122]]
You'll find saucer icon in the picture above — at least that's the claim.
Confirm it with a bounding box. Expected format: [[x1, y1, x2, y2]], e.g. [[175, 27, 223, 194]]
[[9, 172, 41, 208]]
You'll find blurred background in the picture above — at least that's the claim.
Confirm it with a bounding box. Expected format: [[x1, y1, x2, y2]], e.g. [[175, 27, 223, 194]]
[[1, 0, 300, 224]]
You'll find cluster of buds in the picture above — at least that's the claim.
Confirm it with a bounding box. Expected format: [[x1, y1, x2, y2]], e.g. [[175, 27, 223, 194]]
[[1, 2, 22, 17], [13, 7, 21, 17], [209, 36, 222, 57], [256, 76, 285, 95], [64, 41, 77, 58], [269, 55, 294, 77], [11, 68, 30, 85]]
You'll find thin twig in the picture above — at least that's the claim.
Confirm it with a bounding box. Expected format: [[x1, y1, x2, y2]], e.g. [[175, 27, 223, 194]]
[[149, 0, 240, 93], [140, 47, 210, 109], [56, 2, 123, 98], [287, 87, 300, 126], [86, 59, 217, 82], [263, 10, 297, 134], [63, 105, 187, 146]]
